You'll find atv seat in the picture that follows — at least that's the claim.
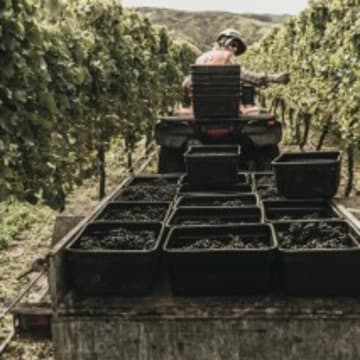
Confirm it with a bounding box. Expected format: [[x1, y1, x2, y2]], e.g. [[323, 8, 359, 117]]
[[191, 65, 241, 119]]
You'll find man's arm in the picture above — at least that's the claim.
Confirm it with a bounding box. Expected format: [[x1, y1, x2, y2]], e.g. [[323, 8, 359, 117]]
[[241, 67, 267, 86], [241, 67, 290, 86]]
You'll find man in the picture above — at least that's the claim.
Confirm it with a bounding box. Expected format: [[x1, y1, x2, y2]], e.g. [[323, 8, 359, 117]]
[[181, 28, 289, 111]]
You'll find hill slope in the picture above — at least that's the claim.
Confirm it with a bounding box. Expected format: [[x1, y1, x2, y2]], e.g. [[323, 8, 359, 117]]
[[134, 7, 288, 51]]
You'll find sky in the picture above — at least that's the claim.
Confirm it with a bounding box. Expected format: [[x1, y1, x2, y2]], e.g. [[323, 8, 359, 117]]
[[121, 0, 309, 15]]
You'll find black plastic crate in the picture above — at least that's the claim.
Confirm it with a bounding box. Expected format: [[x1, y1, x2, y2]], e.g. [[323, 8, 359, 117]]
[[191, 76, 240, 86], [66, 222, 163, 296], [191, 64, 241, 75], [123, 174, 181, 187], [179, 183, 252, 196], [114, 181, 178, 202], [167, 206, 262, 226], [94, 202, 172, 223], [163, 224, 277, 295], [263, 200, 342, 222], [180, 173, 250, 185], [192, 85, 240, 96], [175, 193, 258, 207], [273, 220, 360, 295], [180, 173, 248, 188], [272, 152, 342, 198], [193, 95, 239, 119], [191, 65, 240, 86], [184, 145, 240, 185]]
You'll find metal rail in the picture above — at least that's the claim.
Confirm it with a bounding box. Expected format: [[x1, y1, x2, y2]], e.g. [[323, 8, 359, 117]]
[[0, 142, 157, 356], [0, 329, 15, 355], [0, 270, 47, 355], [334, 202, 360, 230], [0, 271, 47, 322]]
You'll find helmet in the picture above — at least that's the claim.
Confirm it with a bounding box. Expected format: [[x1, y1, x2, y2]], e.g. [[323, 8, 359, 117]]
[[216, 28, 247, 56]]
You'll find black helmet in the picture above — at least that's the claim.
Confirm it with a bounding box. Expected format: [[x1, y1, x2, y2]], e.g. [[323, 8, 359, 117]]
[[216, 28, 247, 56]]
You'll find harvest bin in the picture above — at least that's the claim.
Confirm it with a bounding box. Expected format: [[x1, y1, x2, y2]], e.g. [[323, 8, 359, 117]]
[[166, 206, 263, 226], [191, 65, 240, 119], [175, 193, 258, 207], [114, 180, 178, 202], [263, 200, 341, 222], [66, 222, 163, 296], [272, 151, 342, 198], [163, 224, 277, 295], [273, 220, 360, 295], [179, 183, 252, 195], [184, 145, 241, 185], [191, 64, 240, 78], [180, 173, 249, 186], [94, 202, 172, 223], [123, 174, 181, 187]]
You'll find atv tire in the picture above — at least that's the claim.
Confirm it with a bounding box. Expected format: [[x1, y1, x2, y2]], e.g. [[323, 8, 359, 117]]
[[255, 145, 280, 170], [158, 146, 185, 173], [240, 143, 279, 171]]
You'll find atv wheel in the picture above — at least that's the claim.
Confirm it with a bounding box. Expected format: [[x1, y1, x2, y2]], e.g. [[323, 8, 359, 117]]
[[255, 145, 280, 170], [158, 146, 185, 173]]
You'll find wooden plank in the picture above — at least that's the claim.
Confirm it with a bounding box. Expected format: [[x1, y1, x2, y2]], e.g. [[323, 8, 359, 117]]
[[52, 317, 360, 360], [58, 293, 360, 320], [13, 303, 52, 340], [333, 202, 360, 230], [13, 303, 52, 316]]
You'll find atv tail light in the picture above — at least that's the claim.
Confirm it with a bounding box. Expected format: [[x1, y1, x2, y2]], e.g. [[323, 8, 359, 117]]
[[29, 315, 51, 327], [206, 128, 230, 137], [267, 119, 276, 127], [14, 312, 52, 339]]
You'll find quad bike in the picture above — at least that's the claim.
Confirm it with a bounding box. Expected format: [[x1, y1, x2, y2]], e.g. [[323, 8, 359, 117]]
[[155, 65, 282, 173]]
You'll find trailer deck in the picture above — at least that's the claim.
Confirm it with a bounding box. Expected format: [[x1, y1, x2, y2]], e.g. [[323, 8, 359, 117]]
[[52, 291, 360, 359], [9, 169, 360, 359]]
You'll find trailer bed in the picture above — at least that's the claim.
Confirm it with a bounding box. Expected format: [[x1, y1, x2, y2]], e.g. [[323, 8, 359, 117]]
[[53, 291, 360, 360], [21, 169, 360, 359]]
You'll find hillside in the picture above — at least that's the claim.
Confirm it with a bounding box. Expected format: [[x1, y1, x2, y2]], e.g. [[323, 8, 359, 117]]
[[134, 7, 288, 51]]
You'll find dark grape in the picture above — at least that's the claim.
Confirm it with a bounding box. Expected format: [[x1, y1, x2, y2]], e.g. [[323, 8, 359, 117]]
[[278, 222, 355, 249]]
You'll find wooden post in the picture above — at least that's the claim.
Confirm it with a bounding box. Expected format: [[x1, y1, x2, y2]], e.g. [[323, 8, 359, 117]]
[[345, 145, 354, 197], [300, 113, 311, 151], [316, 116, 332, 151], [98, 143, 106, 200]]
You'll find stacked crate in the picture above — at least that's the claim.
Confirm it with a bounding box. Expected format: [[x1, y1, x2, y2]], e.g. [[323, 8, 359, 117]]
[[191, 65, 241, 119]]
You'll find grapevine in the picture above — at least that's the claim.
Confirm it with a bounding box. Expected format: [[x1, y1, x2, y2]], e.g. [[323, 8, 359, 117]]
[[243, 0, 360, 195], [0, 0, 199, 208]]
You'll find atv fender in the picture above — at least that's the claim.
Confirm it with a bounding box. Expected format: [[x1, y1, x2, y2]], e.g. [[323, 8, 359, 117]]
[[155, 119, 195, 150], [242, 121, 282, 146]]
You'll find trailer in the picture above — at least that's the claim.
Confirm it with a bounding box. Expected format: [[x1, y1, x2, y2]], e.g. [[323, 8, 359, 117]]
[[6, 65, 360, 359], [9, 164, 360, 360]]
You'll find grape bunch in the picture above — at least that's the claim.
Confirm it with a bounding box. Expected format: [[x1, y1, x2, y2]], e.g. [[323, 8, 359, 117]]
[[278, 222, 354, 249], [278, 212, 321, 221], [213, 199, 245, 206], [101, 205, 168, 221], [180, 234, 269, 250], [77, 228, 157, 250], [117, 184, 177, 201]]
